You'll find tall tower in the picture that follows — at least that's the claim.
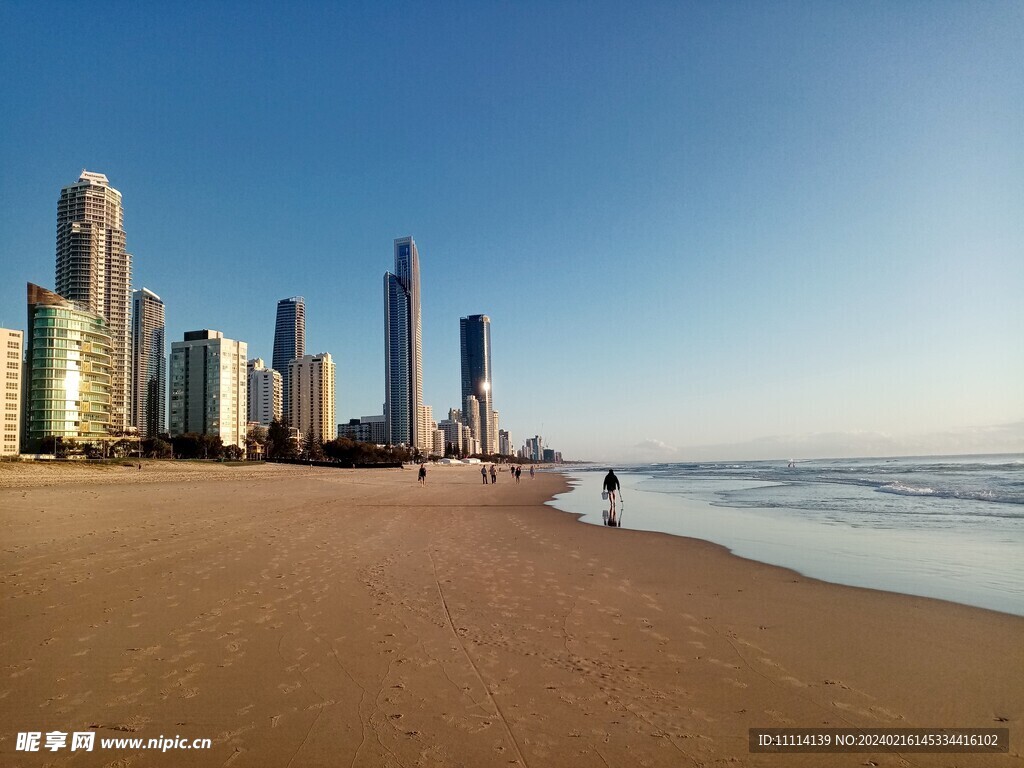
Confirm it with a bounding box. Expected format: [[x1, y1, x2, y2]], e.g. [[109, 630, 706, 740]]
[[56, 171, 132, 432], [273, 296, 305, 423], [460, 314, 494, 453], [131, 288, 166, 438], [384, 236, 424, 448]]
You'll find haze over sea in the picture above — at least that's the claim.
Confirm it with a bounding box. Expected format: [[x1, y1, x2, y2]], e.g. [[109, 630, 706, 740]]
[[550, 454, 1024, 616]]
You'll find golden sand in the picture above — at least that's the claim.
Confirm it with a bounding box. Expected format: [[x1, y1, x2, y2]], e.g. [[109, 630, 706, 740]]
[[1, 461, 1020, 766]]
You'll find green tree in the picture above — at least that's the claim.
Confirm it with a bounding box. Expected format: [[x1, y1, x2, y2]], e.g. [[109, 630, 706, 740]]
[[143, 437, 172, 458], [171, 433, 202, 459], [302, 428, 324, 460], [266, 419, 297, 459], [223, 444, 244, 461], [40, 435, 72, 458], [200, 434, 224, 459]]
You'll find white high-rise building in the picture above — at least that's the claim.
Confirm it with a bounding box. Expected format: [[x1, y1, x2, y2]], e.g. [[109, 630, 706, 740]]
[[1, 328, 23, 456], [384, 236, 424, 449], [56, 171, 132, 433], [463, 394, 481, 450], [169, 330, 247, 448], [461, 424, 476, 455], [247, 358, 282, 426], [288, 353, 336, 444], [131, 288, 165, 438]]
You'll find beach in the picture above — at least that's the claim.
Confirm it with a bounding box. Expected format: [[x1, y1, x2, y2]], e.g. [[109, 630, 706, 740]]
[[1, 462, 1021, 767]]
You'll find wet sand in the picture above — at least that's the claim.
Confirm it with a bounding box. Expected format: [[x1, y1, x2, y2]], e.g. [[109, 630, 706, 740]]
[[1, 461, 1021, 766]]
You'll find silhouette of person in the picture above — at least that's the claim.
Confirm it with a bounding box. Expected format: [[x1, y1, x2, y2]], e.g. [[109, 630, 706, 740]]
[[603, 469, 621, 524], [481, 465, 489, 484]]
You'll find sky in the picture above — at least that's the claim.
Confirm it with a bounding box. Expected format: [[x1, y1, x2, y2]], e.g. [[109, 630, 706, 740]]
[[1, 1, 1021, 462]]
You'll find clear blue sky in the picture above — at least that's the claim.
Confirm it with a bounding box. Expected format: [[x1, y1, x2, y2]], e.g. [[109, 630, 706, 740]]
[[1, 1, 1021, 461]]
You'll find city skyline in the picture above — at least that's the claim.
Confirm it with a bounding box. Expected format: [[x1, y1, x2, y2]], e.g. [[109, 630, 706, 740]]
[[1, 3, 1021, 461]]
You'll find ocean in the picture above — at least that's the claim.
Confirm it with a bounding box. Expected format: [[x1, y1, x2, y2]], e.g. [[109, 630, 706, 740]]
[[548, 454, 1024, 616]]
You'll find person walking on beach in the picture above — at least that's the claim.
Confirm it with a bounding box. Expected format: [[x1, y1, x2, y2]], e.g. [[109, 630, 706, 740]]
[[515, 465, 522, 484], [490, 464, 497, 484], [529, 465, 535, 479], [481, 465, 489, 484], [603, 469, 622, 526], [418, 464, 427, 485], [603, 469, 621, 509]]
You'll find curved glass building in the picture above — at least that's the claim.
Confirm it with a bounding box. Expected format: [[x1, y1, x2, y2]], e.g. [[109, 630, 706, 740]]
[[23, 283, 112, 450]]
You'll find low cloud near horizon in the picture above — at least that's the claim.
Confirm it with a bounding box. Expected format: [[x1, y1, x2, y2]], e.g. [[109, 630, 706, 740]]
[[610, 421, 1024, 463]]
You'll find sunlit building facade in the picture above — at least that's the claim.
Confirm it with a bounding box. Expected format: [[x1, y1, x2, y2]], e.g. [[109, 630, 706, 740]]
[[384, 236, 424, 448], [247, 358, 282, 426], [169, 330, 247, 448], [22, 283, 112, 451], [288, 353, 336, 444], [55, 171, 132, 433], [460, 314, 495, 453], [1, 328, 24, 455]]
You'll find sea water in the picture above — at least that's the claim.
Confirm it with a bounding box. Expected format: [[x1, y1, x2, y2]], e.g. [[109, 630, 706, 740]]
[[548, 455, 1024, 616]]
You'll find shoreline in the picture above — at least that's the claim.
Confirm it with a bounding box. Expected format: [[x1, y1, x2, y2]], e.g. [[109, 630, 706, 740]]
[[2, 463, 1021, 766], [549, 465, 1024, 618], [549, 476, 1024, 622]]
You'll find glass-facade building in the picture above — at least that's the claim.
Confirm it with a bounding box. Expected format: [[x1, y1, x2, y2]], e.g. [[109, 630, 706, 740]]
[[460, 314, 494, 454], [23, 283, 112, 450], [273, 296, 305, 423], [131, 288, 166, 438], [384, 237, 424, 448]]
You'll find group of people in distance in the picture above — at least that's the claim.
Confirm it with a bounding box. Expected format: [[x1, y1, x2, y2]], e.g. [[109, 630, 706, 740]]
[[481, 463, 533, 484], [415, 462, 537, 486]]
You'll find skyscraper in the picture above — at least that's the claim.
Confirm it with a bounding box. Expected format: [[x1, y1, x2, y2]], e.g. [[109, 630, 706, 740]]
[[131, 288, 165, 438], [23, 283, 112, 451], [460, 314, 495, 453], [273, 296, 305, 422], [56, 171, 132, 433], [288, 353, 336, 444], [169, 330, 247, 449], [384, 236, 424, 449]]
